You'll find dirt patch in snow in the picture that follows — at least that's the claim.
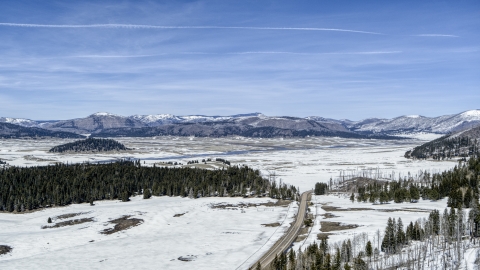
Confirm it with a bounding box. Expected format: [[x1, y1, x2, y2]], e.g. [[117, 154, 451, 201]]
[[320, 221, 359, 232], [209, 200, 291, 209], [101, 215, 143, 235], [0, 245, 12, 256], [55, 212, 90, 220], [317, 233, 332, 240], [42, 217, 94, 229], [261, 222, 281, 227], [23, 155, 56, 162], [321, 205, 372, 212], [295, 227, 310, 242], [376, 208, 431, 213], [321, 213, 339, 219]]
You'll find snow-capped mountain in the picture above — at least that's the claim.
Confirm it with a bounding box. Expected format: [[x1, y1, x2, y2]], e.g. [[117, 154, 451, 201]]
[[2, 110, 479, 137], [129, 114, 183, 126], [0, 117, 39, 127], [129, 112, 264, 126], [346, 110, 480, 134], [39, 112, 146, 134]]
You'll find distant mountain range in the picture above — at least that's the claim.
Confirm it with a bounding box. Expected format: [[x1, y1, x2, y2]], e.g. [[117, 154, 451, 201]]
[[0, 122, 84, 139], [1, 110, 480, 139]]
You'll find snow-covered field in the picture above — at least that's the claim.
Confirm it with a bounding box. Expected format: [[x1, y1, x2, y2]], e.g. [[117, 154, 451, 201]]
[[0, 134, 472, 269], [0, 134, 457, 193], [0, 196, 297, 269], [295, 195, 451, 249]]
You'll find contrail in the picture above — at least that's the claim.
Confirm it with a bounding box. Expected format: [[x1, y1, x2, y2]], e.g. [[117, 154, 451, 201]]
[[0, 23, 382, 35], [71, 51, 401, 58], [414, 34, 459, 37]]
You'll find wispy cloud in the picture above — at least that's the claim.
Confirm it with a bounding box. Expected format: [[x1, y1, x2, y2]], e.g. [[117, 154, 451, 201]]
[[414, 34, 459, 38], [1, 22, 460, 38], [0, 22, 383, 35], [69, 51, 402, 58]]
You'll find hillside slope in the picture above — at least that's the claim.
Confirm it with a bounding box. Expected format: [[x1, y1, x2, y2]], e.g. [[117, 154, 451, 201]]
[[350, 110, 480, 134], [0, 122, 84, 139], [405, 125, 480, 159], [40, 112, 146, 134]]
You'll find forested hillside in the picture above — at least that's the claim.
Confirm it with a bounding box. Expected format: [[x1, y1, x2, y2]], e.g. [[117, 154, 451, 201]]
[[49, 138, 128, 153], [0, 122, 83, 139], [405, 135, 480, 160], [0, 161, 297, 212], [341, 156, 479, 208], [405, 125, 480, 160], [92, 122, 397, 139]]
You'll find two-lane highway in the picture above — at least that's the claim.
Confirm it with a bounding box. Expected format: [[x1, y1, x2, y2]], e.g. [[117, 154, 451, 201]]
[[252, 190, 312, 269]]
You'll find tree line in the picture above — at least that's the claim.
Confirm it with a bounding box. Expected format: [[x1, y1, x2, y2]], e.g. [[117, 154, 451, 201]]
[[405, 136, 480, 160], [0, 160, 298, 212], [265, 203, 480, 270], [49, 138, 128, 153], [346, 156, 480, 208]]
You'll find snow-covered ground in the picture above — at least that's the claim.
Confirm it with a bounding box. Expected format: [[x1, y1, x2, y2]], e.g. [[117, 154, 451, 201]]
[[0, 196, 296, 269], [0, 135, 472, 269], [0, 134, 457, 193], [294, 195, 451, 250]]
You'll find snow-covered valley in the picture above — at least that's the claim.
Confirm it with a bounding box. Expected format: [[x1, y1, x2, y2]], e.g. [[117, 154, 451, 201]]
[[0, 135, 477, 269]]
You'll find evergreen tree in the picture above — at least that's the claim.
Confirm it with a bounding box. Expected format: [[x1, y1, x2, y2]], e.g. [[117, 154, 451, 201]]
[[379, 191, 388, 204], [396, 218, 406, 249], [314, 182, 329, 195], [381, 217, 396, 253], [143, 188, 151, 199], [333, 248, 341, 270], [365, 241, 372, 262]]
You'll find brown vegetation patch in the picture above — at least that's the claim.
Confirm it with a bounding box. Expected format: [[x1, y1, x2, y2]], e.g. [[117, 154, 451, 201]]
[[295, 227, 310, 242], [257, 200, 292, 207], [101, 215, 143, 235], [320, 221, 359, 232], [376, 208, 431, 213], [42, 217, 94, 229], [173, 213, 186, 217], [55, 212, 90, 220], [209, 200, 291, 209], [295, 235, 307, 242], [23, 155, 56, 162], [321, 213, 339, 219], [261, 222, 281, 227], [321, 205, 372, 212], [398, 208, 432, 213], [317, 233, 332, 240], [0, 245, 12, 255]]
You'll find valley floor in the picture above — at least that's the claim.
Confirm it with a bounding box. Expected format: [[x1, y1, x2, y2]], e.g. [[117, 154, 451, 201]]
[[1, 134, 476, 269], [0, 196, 296, 269]]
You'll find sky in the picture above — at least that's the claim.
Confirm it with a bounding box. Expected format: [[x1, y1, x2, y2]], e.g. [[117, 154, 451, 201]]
[[0, 0, 479, 120]]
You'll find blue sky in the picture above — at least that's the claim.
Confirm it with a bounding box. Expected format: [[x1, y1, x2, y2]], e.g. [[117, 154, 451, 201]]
[[0, 0, 479, 120]]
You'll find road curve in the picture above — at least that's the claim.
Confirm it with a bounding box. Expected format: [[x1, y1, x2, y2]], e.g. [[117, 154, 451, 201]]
[[252, 190, 312, 269]]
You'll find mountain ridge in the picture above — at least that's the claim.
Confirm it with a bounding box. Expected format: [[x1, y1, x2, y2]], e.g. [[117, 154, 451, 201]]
[[1, 109, 480, 138]]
